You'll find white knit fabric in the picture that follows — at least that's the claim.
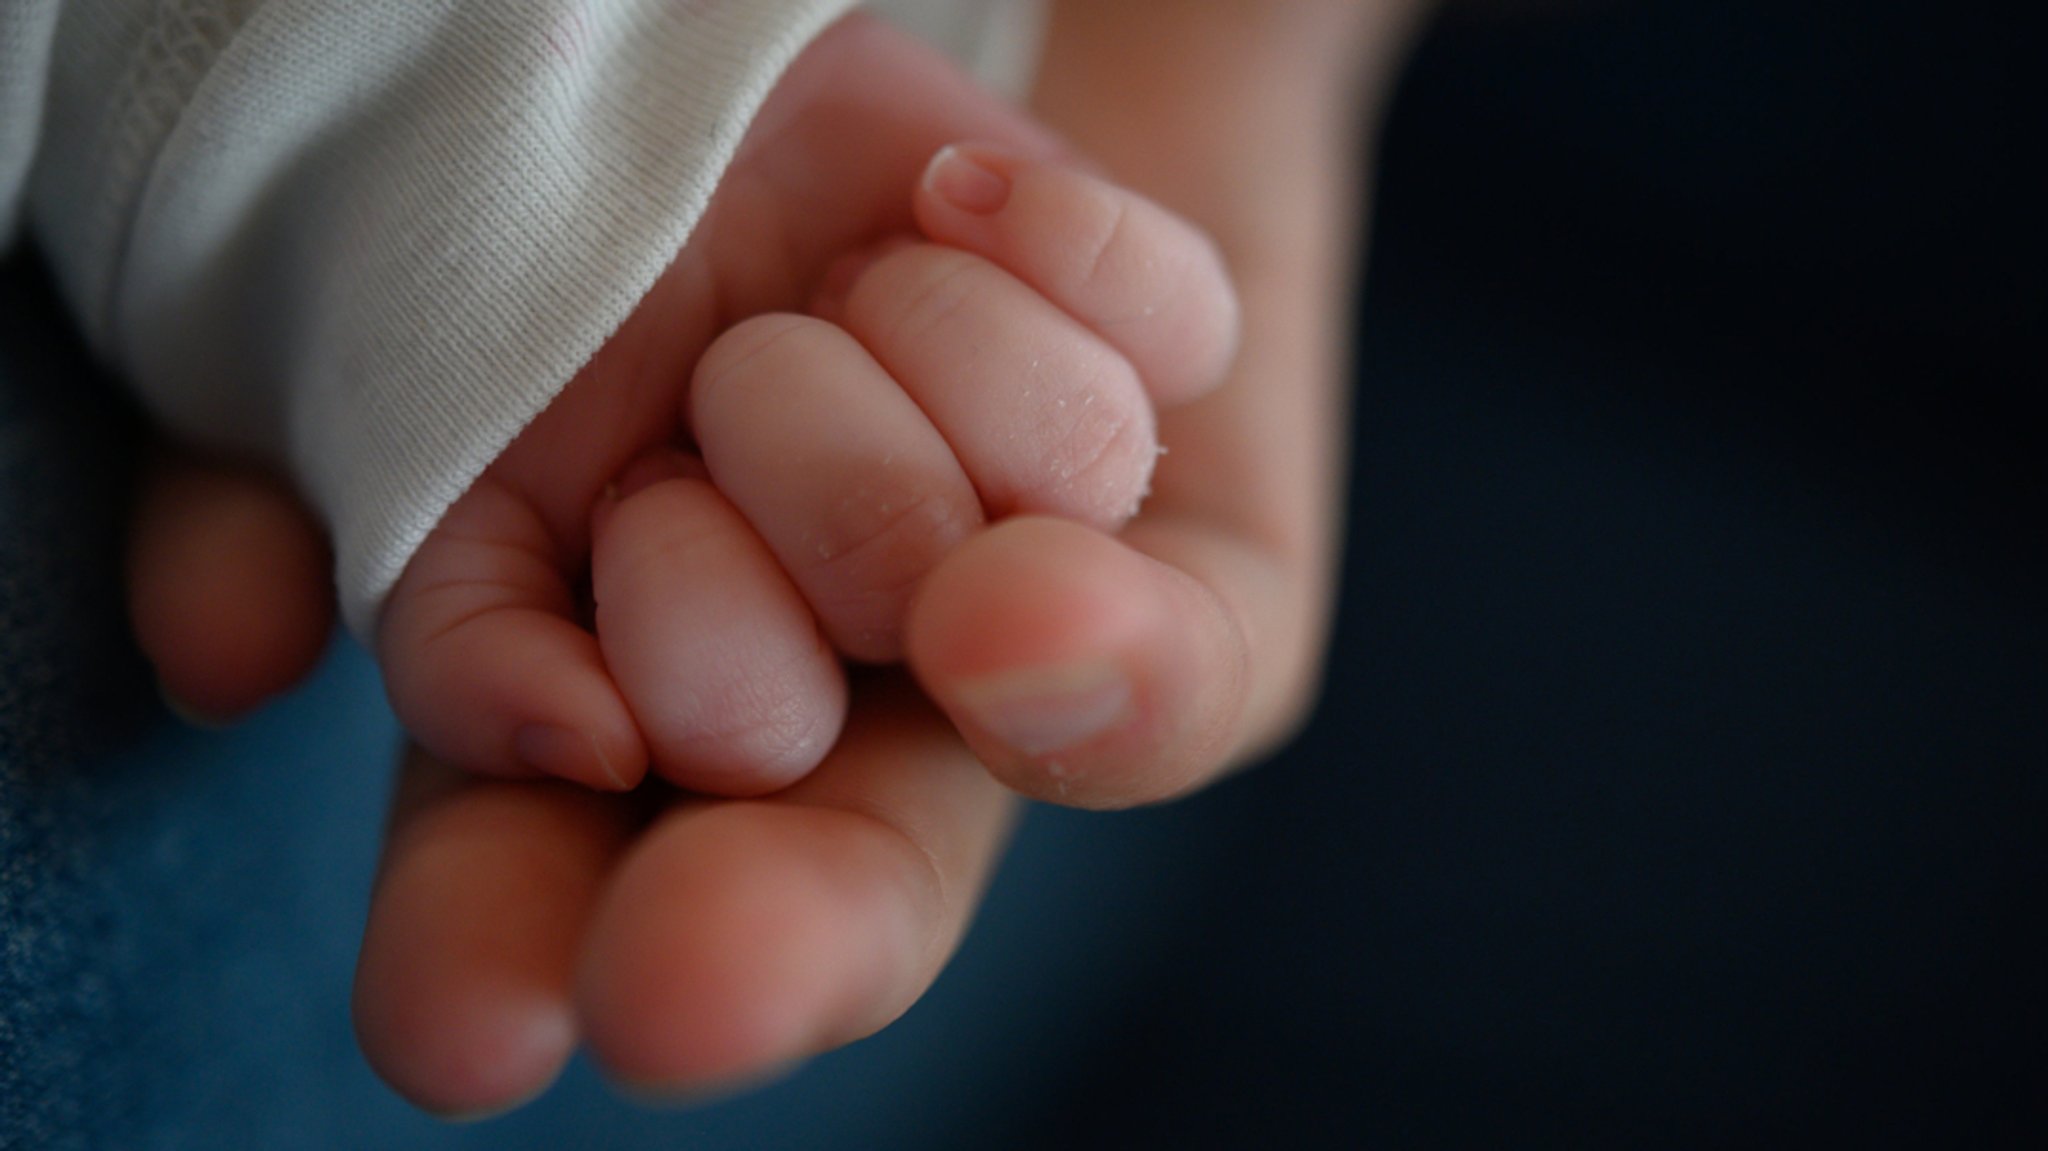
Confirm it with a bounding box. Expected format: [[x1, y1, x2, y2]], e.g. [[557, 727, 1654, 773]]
[[0, 0, 1033, 638]]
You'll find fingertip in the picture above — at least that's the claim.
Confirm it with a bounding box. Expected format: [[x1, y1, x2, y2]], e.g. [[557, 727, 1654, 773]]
[[359, 991, 576, 1122], [355, 768, 628, 1117], [908, 517, 1249, 809], [382, 599, 650, 791], [130, 457, 335, 721], [593, 474, 846, 796], [381, 478, 650, 790], [577, 804, 925, 1091]]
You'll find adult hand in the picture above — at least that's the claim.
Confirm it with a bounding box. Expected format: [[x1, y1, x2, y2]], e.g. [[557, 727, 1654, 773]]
[[127, 0, 1429, 1116], [353, 679, 1012, 1114], [352, 0, 1422, 1111]]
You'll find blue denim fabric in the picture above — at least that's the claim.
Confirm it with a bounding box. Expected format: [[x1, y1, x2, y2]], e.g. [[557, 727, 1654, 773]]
[[2, 250, 153, 1151]]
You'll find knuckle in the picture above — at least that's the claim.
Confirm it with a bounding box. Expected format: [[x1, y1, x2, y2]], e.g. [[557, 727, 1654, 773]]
[[1056, 191, 1197, 332], [1067, 193, 1139, 306], [1048, 190, 1239, 396], [592, 483, 740, 606], [798, 482, 977, 631], [853, 246, 987, 350], [693, 314, 833, 408]]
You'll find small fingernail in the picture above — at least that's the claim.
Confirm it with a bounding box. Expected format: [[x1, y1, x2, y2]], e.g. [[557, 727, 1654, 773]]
[[515, 724, 627, 790], [951, 661, 1131, 757], [924, 144, 1012, 216]]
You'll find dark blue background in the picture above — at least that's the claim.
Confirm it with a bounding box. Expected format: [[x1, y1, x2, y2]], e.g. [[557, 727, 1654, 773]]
[[1014, 1, 2046, 1143]]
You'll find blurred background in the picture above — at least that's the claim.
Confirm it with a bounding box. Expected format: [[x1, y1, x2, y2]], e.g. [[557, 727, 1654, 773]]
[[4, 0, 2041, 1146]]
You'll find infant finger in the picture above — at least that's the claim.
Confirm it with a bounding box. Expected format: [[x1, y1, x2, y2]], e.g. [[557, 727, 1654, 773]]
[[380, 477, 648, 791], [692, 315, 983, 664], [914, 144, 1240, 407], [841, 244, 1159, 530], [592, 454, 845, 796]]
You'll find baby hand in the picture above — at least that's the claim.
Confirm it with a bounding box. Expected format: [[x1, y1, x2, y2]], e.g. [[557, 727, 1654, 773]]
[[375, 18, 1236, 796]]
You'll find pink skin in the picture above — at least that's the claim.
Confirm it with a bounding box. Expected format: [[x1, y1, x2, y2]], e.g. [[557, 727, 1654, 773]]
[[376, 15, 1237, 800], [128, 0, 1409, 1119], [130, 452, 334, 721]]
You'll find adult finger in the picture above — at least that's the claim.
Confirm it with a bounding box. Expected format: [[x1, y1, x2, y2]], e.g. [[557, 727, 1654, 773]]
[[904, 262, 1349, 809], [900, 0, 1369, 809], [575, 674, 1017, 1092], [128, 448, 334, 722], [907, 515, 1258, 808], [353, 747, 639, 1118]]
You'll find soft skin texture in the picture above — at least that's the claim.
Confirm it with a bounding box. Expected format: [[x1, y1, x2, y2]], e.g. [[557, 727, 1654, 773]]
[[375, 15, 1238, 799], [124, 0, 1433, 1117]]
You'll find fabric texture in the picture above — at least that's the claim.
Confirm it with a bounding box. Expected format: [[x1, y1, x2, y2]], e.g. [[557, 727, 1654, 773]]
[[6, 0, 856, 635], [1, 0, 1037, 637]]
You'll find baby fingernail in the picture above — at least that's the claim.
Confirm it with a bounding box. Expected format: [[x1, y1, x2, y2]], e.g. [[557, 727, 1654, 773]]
[[925, 145, 1012, 216], [952, 661, 1131, 757], [516, 723, 627, 790]]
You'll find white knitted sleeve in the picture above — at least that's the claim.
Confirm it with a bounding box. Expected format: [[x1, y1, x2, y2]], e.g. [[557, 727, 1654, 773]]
[[19, 0, 853, 636]]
